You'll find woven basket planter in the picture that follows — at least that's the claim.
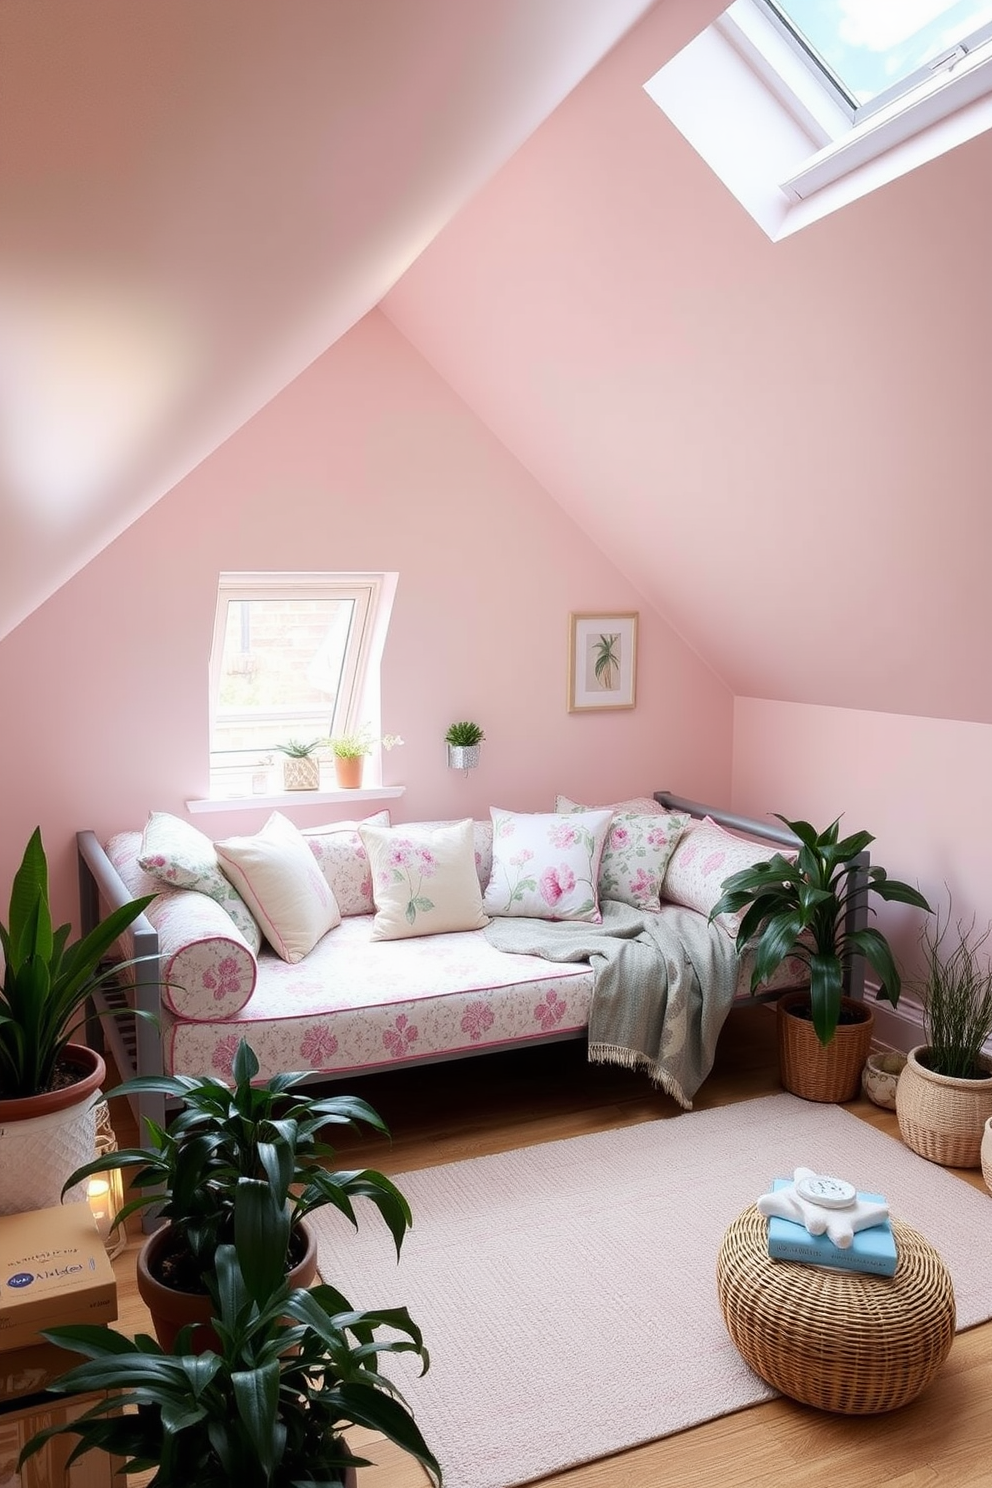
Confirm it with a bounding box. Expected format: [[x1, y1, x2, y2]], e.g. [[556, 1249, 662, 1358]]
[[717, 1205, 955, 1414], [895, 1045, 992, 1168], [777, 990, 874, 1103]]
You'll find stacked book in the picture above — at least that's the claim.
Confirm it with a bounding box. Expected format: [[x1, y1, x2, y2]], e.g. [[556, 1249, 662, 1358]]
[[765, 1177, 897, 1277]]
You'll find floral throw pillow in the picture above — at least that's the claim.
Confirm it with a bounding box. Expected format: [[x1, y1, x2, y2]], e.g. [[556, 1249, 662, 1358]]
[[555, 798, 691, 911], [358, 819, 489, 941], [482, 808, 614, 922], [302, 811, 390, 916], [215, 812, 341, 964], [662, 816, 791, 937], [138, 811, 262, 954]]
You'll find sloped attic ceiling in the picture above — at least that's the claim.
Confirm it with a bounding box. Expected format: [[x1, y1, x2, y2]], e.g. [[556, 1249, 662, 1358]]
[[0, 0, 660, 643], [382, 2, 992, 725]]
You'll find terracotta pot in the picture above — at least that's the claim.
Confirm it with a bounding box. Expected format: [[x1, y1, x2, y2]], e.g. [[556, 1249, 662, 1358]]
[[0, 1044, 106, 1215], [896, 1045, 992, 1168], [334, 755, 364, 789], [138, 1218, 319, 1353], [776, 991, 874, 1103]]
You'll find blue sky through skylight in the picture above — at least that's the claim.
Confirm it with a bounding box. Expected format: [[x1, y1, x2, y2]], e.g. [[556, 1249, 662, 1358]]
[[772, 0, 992, 103]]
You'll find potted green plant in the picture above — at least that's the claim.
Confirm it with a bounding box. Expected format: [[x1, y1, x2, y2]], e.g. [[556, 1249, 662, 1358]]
[[64, 1039, 413, 1351], [329, 726, 403, 789], [710, 815, 931, 1102], [444, 721, 484, 771], [896, 903, 992, 1168], [20, 1240, 441, 1488], [274, 739, 324, 791], [0, 827, 154, 1215]]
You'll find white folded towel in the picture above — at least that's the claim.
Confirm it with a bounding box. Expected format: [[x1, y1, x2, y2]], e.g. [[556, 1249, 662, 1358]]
[[756, 1165, 889, 1248]]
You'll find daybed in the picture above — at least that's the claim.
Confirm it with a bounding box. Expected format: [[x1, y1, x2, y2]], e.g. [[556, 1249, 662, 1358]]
[[78, 792, 866, 1138]]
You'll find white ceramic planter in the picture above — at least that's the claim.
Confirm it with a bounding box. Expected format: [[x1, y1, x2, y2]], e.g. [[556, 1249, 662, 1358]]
[[981, 1116, 992, 1196], [861, 1049, 907, 1110], [0, 1090, 101, 1214]]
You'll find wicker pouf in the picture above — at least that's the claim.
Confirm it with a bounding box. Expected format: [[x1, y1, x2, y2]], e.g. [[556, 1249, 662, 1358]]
[[716, 1205, 955, 1414]]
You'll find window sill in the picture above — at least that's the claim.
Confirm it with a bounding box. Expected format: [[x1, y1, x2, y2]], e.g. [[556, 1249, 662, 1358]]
[[186, 785, 406, 815]]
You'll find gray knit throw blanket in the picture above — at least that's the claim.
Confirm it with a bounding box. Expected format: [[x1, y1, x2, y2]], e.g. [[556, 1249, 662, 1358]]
[[483, 900, 739, 1109]]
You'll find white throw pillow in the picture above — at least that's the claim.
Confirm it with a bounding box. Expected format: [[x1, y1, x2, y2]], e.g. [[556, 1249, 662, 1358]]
[[359, 819, 489, 941], [482, 808, 614, 922], [215, 812, 341, 963], [138, 810, 262, 953]]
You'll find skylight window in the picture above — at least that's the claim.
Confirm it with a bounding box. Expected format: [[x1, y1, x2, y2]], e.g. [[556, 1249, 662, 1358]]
[[645, 0, 992, 238], [761, 0, 992, 118]]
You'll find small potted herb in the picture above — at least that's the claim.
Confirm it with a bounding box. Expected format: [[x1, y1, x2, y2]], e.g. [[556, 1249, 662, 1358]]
[[274, 738, 324, 791], [20, 1240, 441, 1488], [329, 726, 403, 789], [64, 1039, 412, 1351], [444, 721, 484, 771]]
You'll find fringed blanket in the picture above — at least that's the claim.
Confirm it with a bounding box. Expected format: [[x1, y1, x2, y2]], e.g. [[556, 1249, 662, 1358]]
[[483, 901, 739, 1109]]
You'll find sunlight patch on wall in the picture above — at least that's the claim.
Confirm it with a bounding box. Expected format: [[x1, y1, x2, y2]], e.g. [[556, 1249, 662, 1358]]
[[0, 276, 197, 521]]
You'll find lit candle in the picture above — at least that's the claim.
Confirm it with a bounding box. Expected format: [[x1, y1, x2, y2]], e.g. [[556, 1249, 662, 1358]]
[[87, 1176, 112, 1242]]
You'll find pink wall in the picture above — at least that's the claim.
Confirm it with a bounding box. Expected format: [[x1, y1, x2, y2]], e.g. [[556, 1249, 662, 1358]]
[[0, 310, 732, 927], [732, 697, 992, 984]]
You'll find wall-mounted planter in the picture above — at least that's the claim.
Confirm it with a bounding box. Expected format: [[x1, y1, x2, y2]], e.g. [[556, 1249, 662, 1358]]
[[447, 743, 481, 771]]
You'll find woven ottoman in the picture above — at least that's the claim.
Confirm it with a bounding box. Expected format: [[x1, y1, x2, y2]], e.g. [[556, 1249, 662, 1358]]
[[716, 1205, 955, 1414]]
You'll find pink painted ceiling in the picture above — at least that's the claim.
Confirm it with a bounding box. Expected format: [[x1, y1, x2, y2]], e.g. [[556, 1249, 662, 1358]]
[[5, 0, 990, 726], [382, 1, 992, 725], [0, 0, 657, 640]]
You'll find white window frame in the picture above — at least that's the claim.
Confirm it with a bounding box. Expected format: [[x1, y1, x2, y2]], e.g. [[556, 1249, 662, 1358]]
[[208, 570, 382, 773], [644, 0, 992, 239]]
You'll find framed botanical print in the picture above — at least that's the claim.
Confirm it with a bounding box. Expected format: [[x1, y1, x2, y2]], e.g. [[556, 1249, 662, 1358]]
[[567, 612, 638, 711]]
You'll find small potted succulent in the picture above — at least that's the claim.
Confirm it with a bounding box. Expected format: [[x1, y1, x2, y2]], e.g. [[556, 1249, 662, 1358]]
[[0, 827, 154, 1214], [20, 1239, 441, 1488], [329, 725, 403, 789], [274, 738, 323, 791], [710, 815, 931, 1102], [63, 1039, 412, 1351], [444, 721, 484, 771]]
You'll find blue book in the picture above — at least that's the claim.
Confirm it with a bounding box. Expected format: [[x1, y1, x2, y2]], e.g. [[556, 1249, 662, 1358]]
[[765, 1178, 897, 1277]]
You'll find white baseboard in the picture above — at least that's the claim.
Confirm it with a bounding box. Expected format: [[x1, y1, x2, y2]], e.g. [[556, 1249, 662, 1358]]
[[867, 987, 926, 1054]]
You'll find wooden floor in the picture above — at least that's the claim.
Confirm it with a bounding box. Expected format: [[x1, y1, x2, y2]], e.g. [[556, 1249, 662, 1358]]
[[107, 1006, 992, 1488]]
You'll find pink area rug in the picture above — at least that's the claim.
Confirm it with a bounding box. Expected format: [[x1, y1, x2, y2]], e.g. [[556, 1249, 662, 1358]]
[[310, 1092, 992, 1488]]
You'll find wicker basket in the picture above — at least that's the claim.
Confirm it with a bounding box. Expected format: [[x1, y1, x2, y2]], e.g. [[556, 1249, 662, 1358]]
[[716, 1205, 955, 1414], [895, 1045, 992, 1169], [777, 991, 874, 1103]]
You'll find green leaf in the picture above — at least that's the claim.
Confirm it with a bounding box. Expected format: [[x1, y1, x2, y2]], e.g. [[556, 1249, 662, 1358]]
[[231, 1359, 281, 1476], [809, 953, 844, 1044]]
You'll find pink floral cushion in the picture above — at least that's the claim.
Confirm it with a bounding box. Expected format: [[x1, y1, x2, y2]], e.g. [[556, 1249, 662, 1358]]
[[302, 811, 390, 916], [661, 817, 790, 937], [106, 832, 257, 1019], [555, 794, 662, 817], [403, 819, 493, 893], [482, 808, 613, 923], [558, 802, 691, 912]]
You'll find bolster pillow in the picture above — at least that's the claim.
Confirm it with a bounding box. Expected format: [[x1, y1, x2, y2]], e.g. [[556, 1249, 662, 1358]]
[[106, 832, 257, 1020]]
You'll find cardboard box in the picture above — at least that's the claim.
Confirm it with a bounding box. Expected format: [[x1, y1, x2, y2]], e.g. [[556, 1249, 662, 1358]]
[[0, 1388, 122, 1487], [0, 1205, 117, 1352], [0, 1341, 86, 1403]]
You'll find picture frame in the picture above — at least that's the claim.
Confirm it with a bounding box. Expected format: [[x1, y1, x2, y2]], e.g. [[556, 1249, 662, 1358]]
[[567, 612, 638, 712]]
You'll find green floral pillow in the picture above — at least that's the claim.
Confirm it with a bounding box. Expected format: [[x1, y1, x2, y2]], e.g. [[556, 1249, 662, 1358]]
[[557, 799, 691, 913], [138, 811, 262, 954]]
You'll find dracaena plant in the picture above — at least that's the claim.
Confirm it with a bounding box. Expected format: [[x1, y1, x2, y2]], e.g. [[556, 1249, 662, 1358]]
[[0, 827, 154, 1099], [709, 815, 932, 1047], [20, 1241, 442, 1488], [64, 1039, 412, 1291]]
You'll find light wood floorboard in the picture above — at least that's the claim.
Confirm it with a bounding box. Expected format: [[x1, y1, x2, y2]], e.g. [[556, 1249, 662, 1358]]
[[106, 1006, 992, 1487]]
